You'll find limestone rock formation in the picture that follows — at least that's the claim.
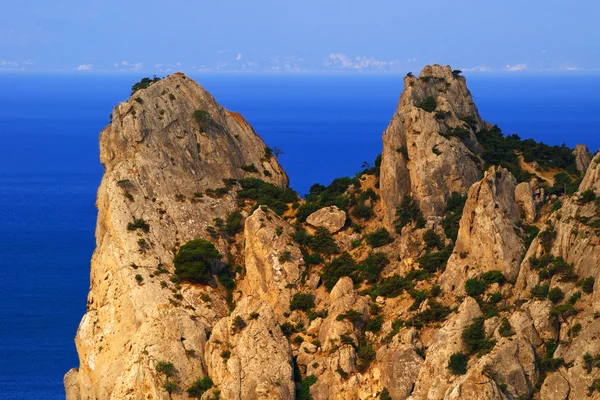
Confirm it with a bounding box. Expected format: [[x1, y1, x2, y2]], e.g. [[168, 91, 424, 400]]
[[66, 73, 288, 399], [375, 345, 424, 399], [515, 181, 538, 223], [410, 297, 482, 399], [204, 297, 295, 400], [306, 205, 347, 233], [68, 66, 600, 400], [241, 207, 305, 319], [380, 64, 483, 226], [574, 144, 593, 174], [439, 166, 525, 294]]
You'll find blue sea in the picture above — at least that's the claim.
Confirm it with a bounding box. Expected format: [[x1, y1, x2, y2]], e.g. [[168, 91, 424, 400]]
[[0, 72, 599, 398]]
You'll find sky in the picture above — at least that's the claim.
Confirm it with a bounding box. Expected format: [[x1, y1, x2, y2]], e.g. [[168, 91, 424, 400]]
[[1, 0, 599, 74]]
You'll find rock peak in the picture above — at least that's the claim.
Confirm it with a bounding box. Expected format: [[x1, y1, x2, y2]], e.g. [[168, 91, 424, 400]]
[[379, 64, 484, 226]]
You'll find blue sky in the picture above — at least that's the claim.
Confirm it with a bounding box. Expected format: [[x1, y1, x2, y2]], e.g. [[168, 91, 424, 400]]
[[1, 0, 598, 73]]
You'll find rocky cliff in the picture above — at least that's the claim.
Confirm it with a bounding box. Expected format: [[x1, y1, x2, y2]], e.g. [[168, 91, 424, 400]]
[[380, 65, 483, 227], [67, 67, 600, 400]]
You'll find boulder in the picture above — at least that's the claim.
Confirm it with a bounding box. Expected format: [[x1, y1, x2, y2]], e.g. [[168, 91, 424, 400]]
[[306, 206, 347, 233]]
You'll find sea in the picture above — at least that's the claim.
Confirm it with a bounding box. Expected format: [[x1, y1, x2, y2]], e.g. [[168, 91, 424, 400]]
[[0, 72, 599, 398]]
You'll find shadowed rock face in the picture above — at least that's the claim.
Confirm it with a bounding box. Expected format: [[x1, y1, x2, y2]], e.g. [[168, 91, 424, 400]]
[[380, 64, 483, 227], [573, 144, 593, 174], [65, 73, 288, 400], [439, 166, 525, 295]]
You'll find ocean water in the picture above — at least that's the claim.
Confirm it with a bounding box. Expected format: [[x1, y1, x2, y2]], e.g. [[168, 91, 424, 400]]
[[0, 72, 599, 398]]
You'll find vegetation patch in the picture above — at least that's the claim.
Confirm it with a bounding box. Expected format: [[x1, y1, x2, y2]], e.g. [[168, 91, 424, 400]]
[[364, 228, 393, 248], [322, 252, 357, 290], [290, 293, 315, 311], [174, 239, 222, 284], [237, 178, 296, 215], [131, 75, 161, 94]]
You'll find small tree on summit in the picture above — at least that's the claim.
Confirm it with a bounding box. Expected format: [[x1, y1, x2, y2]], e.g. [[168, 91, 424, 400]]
[[131, 75, 161, 95]]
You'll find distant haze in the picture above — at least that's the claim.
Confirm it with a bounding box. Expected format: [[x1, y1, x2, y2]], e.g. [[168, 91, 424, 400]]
[[1, 0, 599, 74]]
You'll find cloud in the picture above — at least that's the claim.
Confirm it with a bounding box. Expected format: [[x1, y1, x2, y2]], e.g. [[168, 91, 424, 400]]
[[113, 61, 144, 71], [0, 59, 34, 70], [154, 62, 182, 72], [325, 53, 354, 68], [270, 55, 304, 72], [324, 53, 402, 71], [76, 64, 93, 71], [236, 53, 243, 61], [0, 60, 19, 67], [505, 63, 527, 71], [462, 65, 492, 72]]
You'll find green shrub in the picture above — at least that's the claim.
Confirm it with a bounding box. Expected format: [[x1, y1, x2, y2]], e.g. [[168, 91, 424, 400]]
[[358, 188, 379, 202], [128, 218, 150, 232], [297, 375, 317, 400], [224, 211, 243, 235], [356, 338, 376, 371], [174, 239, 222, 284], [135, 274, 143, 284], [476, 125, 578, 182], [409, 300, 451, 326], [395, 195, 425, 232], [322, 252, 357, 290], [379, 388, 392, 400], [365, 228, 393, 248], [193, 110, 212, 130], [578, 277, 595, 294], [280, 322, 297, 337], [308, 227, 339, 255], [531, 284, 550, 299], [442, 192, 467, 241], [365, 274, 412, 299], [163, 381, 178, 394], [498, 317, 515, 337], [448, 352, 468, 375], [442, 126, 470, 139], [522, 224, 540, 248], [232, 315, 247, 333], [131, 75, 161, 94], [481, 270, 506, 285], [417, 247, 452, 273], [548, 287, 565, 303], [549, 303, 576, 320], [279, 250, 292, 263], [295, 202, 321, 222], [187, 377, 213, 399], [416, 96, 436, 112], [336, 309, 364, 326], [423, 229, 443, 249], [365, 315, 384, 333], [290, 293, 315, 311], [241, 164, 259, 173], [221, 350, 231, 360], [358, 252, 390, 283], [578, 189, 597, 204], [352, 203, 375, 220], [156, 361, 176, 377], [568, 291, 582, 305], [238, 178, 296, 215], [462, 317, 495, 355], [539, 226, 557, 253]]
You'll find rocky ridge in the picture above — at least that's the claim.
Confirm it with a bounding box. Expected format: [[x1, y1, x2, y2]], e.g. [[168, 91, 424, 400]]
[[67, 67, 600, 400]]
